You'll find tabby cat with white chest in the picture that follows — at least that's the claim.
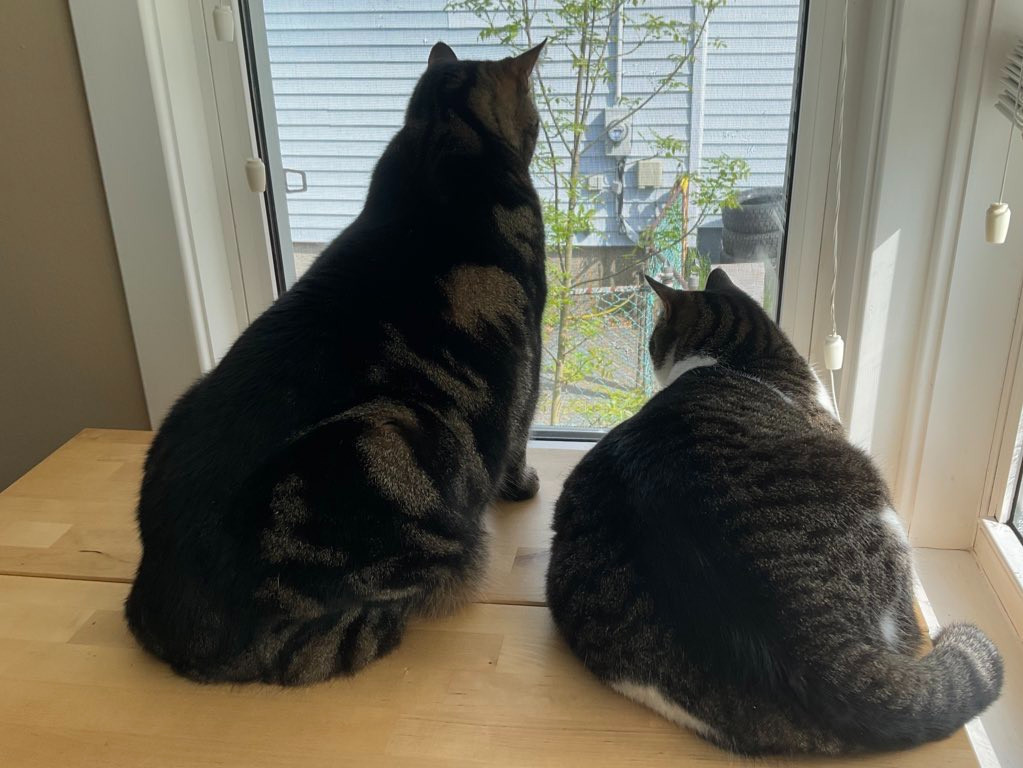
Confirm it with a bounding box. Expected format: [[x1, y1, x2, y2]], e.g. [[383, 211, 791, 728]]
[[546, 269, 1002, 755], [126, 42, 547, 685]]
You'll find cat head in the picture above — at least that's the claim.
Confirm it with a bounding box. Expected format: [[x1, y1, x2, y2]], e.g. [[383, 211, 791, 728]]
[[405, 41, 545, 165], [646, 268, 799, 387]]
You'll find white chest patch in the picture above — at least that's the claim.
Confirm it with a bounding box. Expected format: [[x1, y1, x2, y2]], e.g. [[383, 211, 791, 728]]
[[880, 506, 909, 546], [611, 680, 718, 741], [656, 354, 718, 387], [880, 609, 899, 648]]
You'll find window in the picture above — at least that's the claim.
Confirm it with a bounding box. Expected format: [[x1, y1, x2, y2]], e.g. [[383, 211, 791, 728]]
[[1003, 411, 1023, 541], [239, 0, 808, 430], [1010, 476, 1023, 541]]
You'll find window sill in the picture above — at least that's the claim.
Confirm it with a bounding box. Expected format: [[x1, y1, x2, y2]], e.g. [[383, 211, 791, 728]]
[[914, 545, 1023, 768], [975, 519, 1023, 639]]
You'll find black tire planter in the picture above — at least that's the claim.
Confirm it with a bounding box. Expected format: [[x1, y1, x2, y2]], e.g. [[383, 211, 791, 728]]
[[720, 228, 783, 262], [719, 187, 786, 264]]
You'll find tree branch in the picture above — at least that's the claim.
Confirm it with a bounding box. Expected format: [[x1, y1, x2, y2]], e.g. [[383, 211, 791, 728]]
[[581, 10, 712, 154], [521, 0, 572, 156]]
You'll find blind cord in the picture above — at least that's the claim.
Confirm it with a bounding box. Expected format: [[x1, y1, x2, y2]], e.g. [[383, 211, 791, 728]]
[[831, 0, 847, 339], [823, 0, 848, 422], [998, 56, 1023, 204]]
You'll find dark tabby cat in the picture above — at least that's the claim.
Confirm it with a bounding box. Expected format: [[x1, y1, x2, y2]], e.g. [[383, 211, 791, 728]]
[[126, 41, 547, 685], [546, 269, 1003, 755]]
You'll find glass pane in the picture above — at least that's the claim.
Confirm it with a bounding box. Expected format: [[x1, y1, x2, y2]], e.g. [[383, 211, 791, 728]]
[[248, 0, 807, 430], [1011, 487, 1023, 540], [1006, 414, 1023, 540]]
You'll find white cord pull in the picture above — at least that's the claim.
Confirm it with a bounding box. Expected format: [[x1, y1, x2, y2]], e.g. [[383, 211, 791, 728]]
[[824, 333, 844, 422], [987, 202, 1012, 244], [824, 333, 844, 371]]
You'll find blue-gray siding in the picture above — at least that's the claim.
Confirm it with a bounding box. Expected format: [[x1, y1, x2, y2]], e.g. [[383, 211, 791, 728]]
[[264, 0, 802, 245]]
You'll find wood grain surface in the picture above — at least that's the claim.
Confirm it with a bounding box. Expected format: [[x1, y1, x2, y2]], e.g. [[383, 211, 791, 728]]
[[0, 430, 979, 767]]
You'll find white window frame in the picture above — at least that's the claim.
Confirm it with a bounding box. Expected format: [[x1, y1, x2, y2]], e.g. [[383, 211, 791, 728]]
[[228, 0, 832, 353], [778, 0, 841, 358], [886, 0, 1023, 636], [975, 223, 1023, 638], [190, 0, 280, 320], [72, 0, 841, 421], [73, 0, 1023, 625]]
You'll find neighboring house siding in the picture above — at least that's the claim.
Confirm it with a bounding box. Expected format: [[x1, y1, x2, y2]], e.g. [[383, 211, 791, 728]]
[[264, 0, 802, 247]]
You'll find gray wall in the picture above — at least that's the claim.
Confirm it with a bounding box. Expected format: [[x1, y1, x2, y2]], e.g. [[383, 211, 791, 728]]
[[0, 0, 150, 490]]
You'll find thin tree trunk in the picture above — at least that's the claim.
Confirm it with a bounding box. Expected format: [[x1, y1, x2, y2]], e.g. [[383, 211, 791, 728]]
[[549, 7, 590, 424], [550, 152, 583, 423]]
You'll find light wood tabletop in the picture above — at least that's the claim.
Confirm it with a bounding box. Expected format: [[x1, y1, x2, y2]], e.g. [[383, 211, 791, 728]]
[[0, 430, 980, 767], [0, 429, 575, 604]]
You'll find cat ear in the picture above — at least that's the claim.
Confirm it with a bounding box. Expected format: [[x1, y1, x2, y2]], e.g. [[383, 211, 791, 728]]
[[429, 42, 458, 68], [506, 40, 546, 80], [705, 267, 735, 292], [645, 275, 678, 320]]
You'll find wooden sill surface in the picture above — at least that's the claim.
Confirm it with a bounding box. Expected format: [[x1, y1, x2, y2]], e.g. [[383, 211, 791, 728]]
[[0, 429, 979, 767]]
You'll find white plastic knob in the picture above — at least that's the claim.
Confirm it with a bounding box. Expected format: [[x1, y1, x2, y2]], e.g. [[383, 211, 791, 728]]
[[245, 158, 266, 194], [213, 5, 235, 43], [986, 202, 1011, 245], [824, 333, 844, 371]]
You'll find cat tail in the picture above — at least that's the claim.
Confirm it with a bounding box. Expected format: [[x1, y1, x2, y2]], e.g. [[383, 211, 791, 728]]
[[153, 600, 411, 686], [242, 601, 412, 686], [815, 622, 1003, 751]]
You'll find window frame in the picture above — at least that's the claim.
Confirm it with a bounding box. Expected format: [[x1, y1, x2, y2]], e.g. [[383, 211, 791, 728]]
[[72, 0, 1023, 635], [894, 0, 1023, 638], [229, 0, 828, 438], [71, 0, 857, 437]]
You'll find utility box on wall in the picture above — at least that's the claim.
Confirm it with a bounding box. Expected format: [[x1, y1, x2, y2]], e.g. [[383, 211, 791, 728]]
[[603, 107, 632, 157], [636, 159, 663, 188]]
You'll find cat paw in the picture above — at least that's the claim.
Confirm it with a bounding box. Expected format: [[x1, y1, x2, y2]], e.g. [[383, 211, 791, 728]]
[[498, 466, 540, 501]]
